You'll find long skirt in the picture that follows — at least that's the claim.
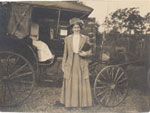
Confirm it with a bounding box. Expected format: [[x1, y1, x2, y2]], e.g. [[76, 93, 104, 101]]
[[32, 40, 53, 62], [60, 53, 92, 107]]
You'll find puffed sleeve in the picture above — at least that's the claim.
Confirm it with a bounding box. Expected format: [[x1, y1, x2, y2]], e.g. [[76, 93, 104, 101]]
[[62, 38, 68, 72]]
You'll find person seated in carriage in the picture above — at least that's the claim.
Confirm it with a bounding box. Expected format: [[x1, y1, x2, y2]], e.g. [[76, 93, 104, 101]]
[[29, 22, 54, 64]]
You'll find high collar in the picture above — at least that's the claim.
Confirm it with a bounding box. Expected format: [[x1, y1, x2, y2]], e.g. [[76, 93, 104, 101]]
[[69, 34, 85, 51], [73, 34, 80, 39]]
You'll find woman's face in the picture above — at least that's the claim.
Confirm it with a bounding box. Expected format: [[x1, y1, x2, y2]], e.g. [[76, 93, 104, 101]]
[[72, 24, 80, 33]]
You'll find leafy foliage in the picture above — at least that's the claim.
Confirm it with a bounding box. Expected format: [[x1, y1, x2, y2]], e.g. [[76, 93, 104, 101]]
[[101, 7, 150, 61], [103, 7, 147, 35]]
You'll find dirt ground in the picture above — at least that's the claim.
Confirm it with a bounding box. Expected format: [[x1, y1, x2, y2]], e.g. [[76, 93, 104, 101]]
[[0, 60, 150, 113]]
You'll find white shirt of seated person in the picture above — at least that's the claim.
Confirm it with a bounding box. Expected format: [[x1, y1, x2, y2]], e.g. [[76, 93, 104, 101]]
[[30, 23, 54, 62]]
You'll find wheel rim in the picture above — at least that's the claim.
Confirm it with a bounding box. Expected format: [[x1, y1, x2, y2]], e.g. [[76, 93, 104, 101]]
[[94, 65, 128, 107], [0, 51, 35, 107]]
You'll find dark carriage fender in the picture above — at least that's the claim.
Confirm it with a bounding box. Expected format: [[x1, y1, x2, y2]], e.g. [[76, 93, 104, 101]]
[[0, 36, 38, 64]]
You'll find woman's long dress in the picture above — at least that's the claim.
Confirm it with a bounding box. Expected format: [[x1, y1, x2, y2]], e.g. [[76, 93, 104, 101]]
[[60, 35, 92, 107]]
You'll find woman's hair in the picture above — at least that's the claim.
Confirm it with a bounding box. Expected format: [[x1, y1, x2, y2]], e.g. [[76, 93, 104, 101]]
[[67, 23, 83, 35], [69, 22, 84, 30]]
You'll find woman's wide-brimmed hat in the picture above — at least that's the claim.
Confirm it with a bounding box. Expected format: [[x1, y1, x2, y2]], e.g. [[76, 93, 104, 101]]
[[69, 17, 84, 27]]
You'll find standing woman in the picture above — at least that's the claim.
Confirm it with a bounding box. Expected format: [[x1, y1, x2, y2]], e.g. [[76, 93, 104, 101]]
[[60, 18, 92, 109]]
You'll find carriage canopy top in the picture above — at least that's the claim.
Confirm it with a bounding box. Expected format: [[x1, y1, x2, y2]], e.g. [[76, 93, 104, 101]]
[[7, 2, 93, 39], [18, 1, 93, 14]]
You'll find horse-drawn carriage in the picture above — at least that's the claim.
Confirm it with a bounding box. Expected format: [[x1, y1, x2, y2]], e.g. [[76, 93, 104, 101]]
[[0, 1, 149, 108]]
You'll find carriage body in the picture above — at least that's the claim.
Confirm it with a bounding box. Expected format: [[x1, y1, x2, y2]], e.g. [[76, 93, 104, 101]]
[[0, 2, 94, 58]]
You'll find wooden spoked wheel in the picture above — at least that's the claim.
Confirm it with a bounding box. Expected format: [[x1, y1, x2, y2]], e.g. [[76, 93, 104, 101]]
[[94, 65, 128, 107], [0, 51, 35, 107]]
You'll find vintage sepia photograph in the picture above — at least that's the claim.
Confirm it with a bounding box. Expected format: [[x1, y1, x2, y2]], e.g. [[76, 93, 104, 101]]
[[0, 0, 150, 112]]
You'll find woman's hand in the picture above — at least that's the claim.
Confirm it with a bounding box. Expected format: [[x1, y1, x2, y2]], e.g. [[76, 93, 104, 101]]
[[79, 51, 88, 57]]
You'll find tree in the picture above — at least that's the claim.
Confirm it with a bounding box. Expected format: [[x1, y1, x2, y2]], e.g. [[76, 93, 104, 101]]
[[144, 12, 150, 34], [102, 7, 150, 60], [103, 7, 145, 36]]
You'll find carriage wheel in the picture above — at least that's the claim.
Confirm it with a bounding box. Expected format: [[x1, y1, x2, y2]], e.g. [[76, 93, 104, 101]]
[[94, 65, 128, 107], [0, 51, 35, 107]]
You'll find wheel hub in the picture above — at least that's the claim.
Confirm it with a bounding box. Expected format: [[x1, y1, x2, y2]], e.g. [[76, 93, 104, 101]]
[[109, 83, 116, 89]]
